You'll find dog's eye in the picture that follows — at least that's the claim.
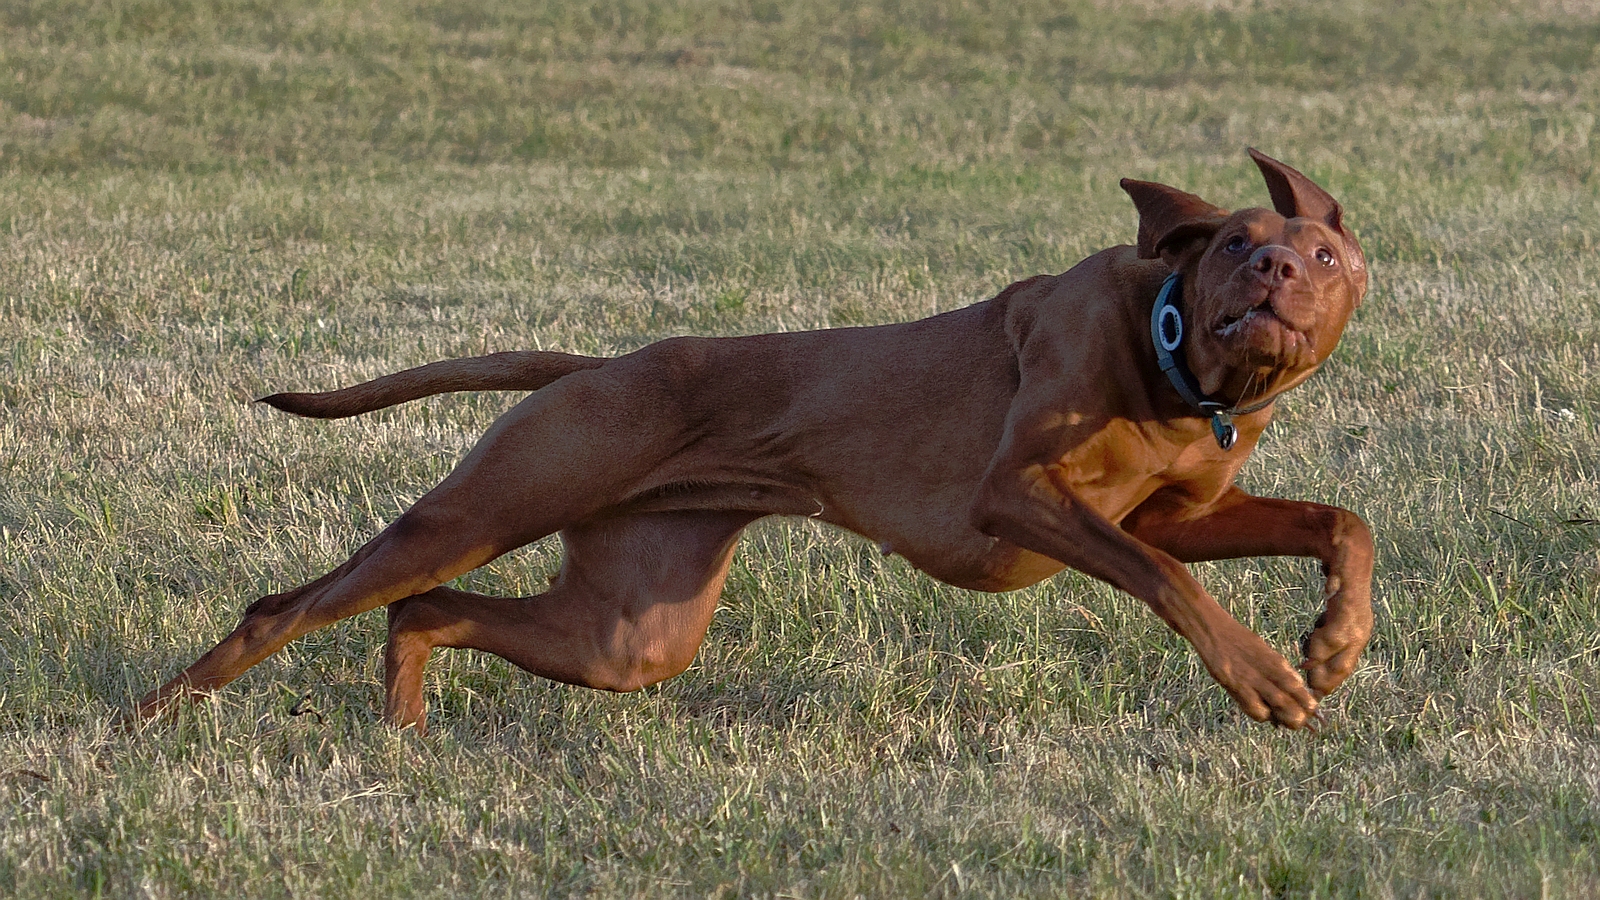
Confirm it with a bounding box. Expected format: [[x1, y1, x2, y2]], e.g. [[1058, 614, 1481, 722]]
[[1315, 247, 1338, 267], [1225, 236, 1249, 253]]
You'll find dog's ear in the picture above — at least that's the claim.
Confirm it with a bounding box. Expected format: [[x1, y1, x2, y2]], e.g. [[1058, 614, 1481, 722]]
[[1120, 178, 1229, 266], [1249, 148, 1368, 300]]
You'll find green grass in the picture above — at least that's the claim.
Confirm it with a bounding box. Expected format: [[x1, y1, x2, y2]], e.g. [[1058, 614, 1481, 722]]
[[3, 0, 1600, 895]]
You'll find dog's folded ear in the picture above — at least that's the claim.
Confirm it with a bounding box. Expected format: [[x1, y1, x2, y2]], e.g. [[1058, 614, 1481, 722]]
[[1248, 148, 1368, 299], [1120, 178, 1229, 265]]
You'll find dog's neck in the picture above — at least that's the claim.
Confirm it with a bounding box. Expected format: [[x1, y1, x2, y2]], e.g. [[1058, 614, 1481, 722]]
[[1150, 272, 1277, 450]]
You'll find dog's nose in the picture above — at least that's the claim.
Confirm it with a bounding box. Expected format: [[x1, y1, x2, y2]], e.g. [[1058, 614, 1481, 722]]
[[1249, 245, 1303, 284]]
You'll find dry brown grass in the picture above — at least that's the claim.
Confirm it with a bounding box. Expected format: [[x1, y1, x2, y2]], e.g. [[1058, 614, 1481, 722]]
[[2, 1, 1599, 895]]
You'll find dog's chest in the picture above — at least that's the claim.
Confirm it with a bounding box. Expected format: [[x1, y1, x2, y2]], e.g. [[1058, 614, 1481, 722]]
[[1054, 420, 1230, 525]]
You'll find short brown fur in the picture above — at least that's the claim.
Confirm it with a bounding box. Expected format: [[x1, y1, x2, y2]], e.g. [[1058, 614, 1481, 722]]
[[139, 150, 1373, 732]]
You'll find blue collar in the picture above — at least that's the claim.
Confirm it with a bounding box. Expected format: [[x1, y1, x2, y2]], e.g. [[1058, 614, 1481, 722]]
[[1150, 272, 1275, 450]]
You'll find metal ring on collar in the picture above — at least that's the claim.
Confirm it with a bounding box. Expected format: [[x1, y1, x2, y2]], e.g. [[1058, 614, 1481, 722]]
[[1157, 304, 1183, 351]]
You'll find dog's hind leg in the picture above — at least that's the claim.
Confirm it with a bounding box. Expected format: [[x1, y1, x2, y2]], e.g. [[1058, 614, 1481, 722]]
[[135, 502, 526, 718], [382, 510, 757, 732], [136, 370, 687, 720]]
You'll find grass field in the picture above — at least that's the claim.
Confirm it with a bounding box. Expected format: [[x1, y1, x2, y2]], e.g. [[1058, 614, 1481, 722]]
[[3, 0, 1600, 895]]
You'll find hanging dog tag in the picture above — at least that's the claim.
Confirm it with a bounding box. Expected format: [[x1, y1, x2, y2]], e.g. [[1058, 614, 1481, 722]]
[[1211, 412, 1238, 451]]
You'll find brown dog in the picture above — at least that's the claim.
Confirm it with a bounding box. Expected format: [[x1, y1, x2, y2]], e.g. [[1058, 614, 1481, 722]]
[[138, 149, 1372, 732]]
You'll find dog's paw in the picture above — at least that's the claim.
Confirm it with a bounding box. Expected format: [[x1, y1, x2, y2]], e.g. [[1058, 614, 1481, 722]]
[[1203, 626, 1320, 729], [1298, 611, 1371, 697]]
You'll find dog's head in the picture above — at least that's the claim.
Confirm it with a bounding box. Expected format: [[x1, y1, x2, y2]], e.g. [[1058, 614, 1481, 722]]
[[1120, 149, 1367, 404]]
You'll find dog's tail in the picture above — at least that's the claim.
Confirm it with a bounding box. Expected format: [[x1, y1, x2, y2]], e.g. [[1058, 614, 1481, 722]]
[[258, 350, 606, 419]]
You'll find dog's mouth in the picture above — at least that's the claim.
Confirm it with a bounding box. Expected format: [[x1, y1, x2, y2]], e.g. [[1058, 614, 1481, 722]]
[[1215, 299, 1278, 338], [1214, 293, 1310, 344]]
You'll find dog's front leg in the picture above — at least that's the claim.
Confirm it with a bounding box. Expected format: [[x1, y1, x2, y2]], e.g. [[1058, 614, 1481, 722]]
[[1122, 487, 1374, 698], [972, 465, 1321, 728]]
